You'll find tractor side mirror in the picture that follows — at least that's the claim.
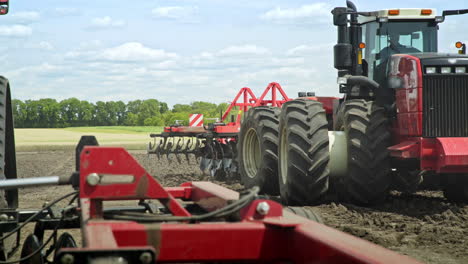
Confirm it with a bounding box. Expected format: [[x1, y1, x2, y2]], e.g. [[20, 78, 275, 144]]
[[0, 0, 8, 15]]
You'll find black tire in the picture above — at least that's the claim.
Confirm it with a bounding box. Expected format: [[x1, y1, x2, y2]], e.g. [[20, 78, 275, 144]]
[[339, 99, 391, 205], [392, 170, 422, 193], [443, 174, 468, 203], [278, 99, 330, 205], [238, 106, 280, 195], [0, 77, 16, 209], [285, 206, 324, 224]]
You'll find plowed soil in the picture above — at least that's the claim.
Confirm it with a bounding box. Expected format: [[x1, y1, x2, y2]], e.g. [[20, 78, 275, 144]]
[[16, 150, 468, 264]]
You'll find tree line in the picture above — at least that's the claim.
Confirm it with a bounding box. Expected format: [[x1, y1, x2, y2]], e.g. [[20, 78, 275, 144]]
[[12, 98, 231, 128]]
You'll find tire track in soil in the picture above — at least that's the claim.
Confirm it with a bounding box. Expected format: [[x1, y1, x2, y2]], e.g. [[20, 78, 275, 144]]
[[15, 151, 468, 264]]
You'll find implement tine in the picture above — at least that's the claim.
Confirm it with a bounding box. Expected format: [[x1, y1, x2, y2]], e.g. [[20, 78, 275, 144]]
[[195, 139, 203, 162], [184, 138, 194, 164], [155, 137, 167, 160], [175, 137, 184, 164], [165, 137, 174, 163]]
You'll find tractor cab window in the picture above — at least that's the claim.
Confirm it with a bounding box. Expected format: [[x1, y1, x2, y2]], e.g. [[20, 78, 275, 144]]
[[363, 21, 437, 83]]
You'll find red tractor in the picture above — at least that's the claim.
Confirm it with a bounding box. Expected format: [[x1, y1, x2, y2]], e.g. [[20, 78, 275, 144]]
[[238, 1, 468, 205]]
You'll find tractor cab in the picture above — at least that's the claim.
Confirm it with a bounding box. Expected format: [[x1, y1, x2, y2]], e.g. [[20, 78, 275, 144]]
[[332, 2, 468, 99], [359, 9, 439, 84]]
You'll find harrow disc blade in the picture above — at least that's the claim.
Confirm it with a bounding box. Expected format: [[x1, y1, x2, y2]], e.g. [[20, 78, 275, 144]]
[[21, 234, 44, 264], [222, 158, 232, 172], [200, 157, 213, 175], [210, 159, 223, 177]]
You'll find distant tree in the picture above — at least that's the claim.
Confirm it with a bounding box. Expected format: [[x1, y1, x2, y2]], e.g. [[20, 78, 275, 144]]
[[59, 98, 81, 127], [11, 97, 235, 128], [159, 102, 169, 114], [124, 112, 139, 126], [172, 104, 191, 113], [115, 101, 127, 125], [163, 112, 189, 126], [77, 100, 94, 127], [94, 101, 108, 126], [12, 99, 26, 128], [37, 98, 61, 128]]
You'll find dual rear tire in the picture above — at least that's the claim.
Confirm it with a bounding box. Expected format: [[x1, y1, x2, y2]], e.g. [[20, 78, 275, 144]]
[[277, 98, 392, 205], [278, 99, 330, 205], [238, 99, 393, 206]]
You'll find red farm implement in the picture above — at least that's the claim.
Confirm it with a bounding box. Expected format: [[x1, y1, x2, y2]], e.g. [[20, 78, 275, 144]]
[[0, 136, 423, 264], [147, 82, 337, 179]]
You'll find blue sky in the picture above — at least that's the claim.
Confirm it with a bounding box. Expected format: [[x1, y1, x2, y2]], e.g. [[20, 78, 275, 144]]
[[1, 0, 468, 106]]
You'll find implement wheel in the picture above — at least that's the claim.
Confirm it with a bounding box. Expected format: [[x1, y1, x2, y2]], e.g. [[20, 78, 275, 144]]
[[336, 99, 391, 205], [443, 174, 468, 203], [238, 106, 280, 195], [278, 99, 330, 205]]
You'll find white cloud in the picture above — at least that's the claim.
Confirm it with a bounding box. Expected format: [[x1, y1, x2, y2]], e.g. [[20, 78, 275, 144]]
[[217, 45, 270, 57], [10, 11, 40, 24], [51, 8, 81, 17], [261, 3, 331, 24], [286, 43, 333, 56], [38, 41, 54, 51], [0, 25, 32, 37], [12, 41, 338, 106], [90, 16, 126, 29], [151, 6, 198, 21], [98, 42, 178, 62]]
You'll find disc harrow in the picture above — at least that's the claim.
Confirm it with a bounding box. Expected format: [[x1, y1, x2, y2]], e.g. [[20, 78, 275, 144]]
[[147, 82, 291, 179], [148, 132, 203, 163]]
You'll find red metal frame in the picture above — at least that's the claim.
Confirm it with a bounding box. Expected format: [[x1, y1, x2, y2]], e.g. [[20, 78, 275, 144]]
[[160, 82, 337, 138], [252, 82, 290, 107], [67, 147, 423, 263], [160, 82, 293, 137], [221, 86, 257, 124]]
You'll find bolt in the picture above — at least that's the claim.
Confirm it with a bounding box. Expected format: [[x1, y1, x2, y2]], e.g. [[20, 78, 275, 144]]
[[256, 201, 270, 216], [115, 257, 127, 264], [8, 215, 14, 221], [86, 173, 100, 186], [139, 252, 153, 264], [61, 254, 75, 264], [0, 214, 8, 221]]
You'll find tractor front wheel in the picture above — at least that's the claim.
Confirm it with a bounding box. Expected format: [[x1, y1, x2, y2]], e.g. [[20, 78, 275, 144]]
[[336, 99, 391, 205]]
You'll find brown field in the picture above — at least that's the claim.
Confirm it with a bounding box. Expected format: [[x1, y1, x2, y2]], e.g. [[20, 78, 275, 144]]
[[15, 128, 150, 151], [11, 129, 468, 264]]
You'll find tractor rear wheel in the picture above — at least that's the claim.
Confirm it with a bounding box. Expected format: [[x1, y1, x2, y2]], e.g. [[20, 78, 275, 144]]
[[278, 99, 330, 205], [337, 99, 391, 205], [238, 106, 280, 195], [443, 174, 468, 203]]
